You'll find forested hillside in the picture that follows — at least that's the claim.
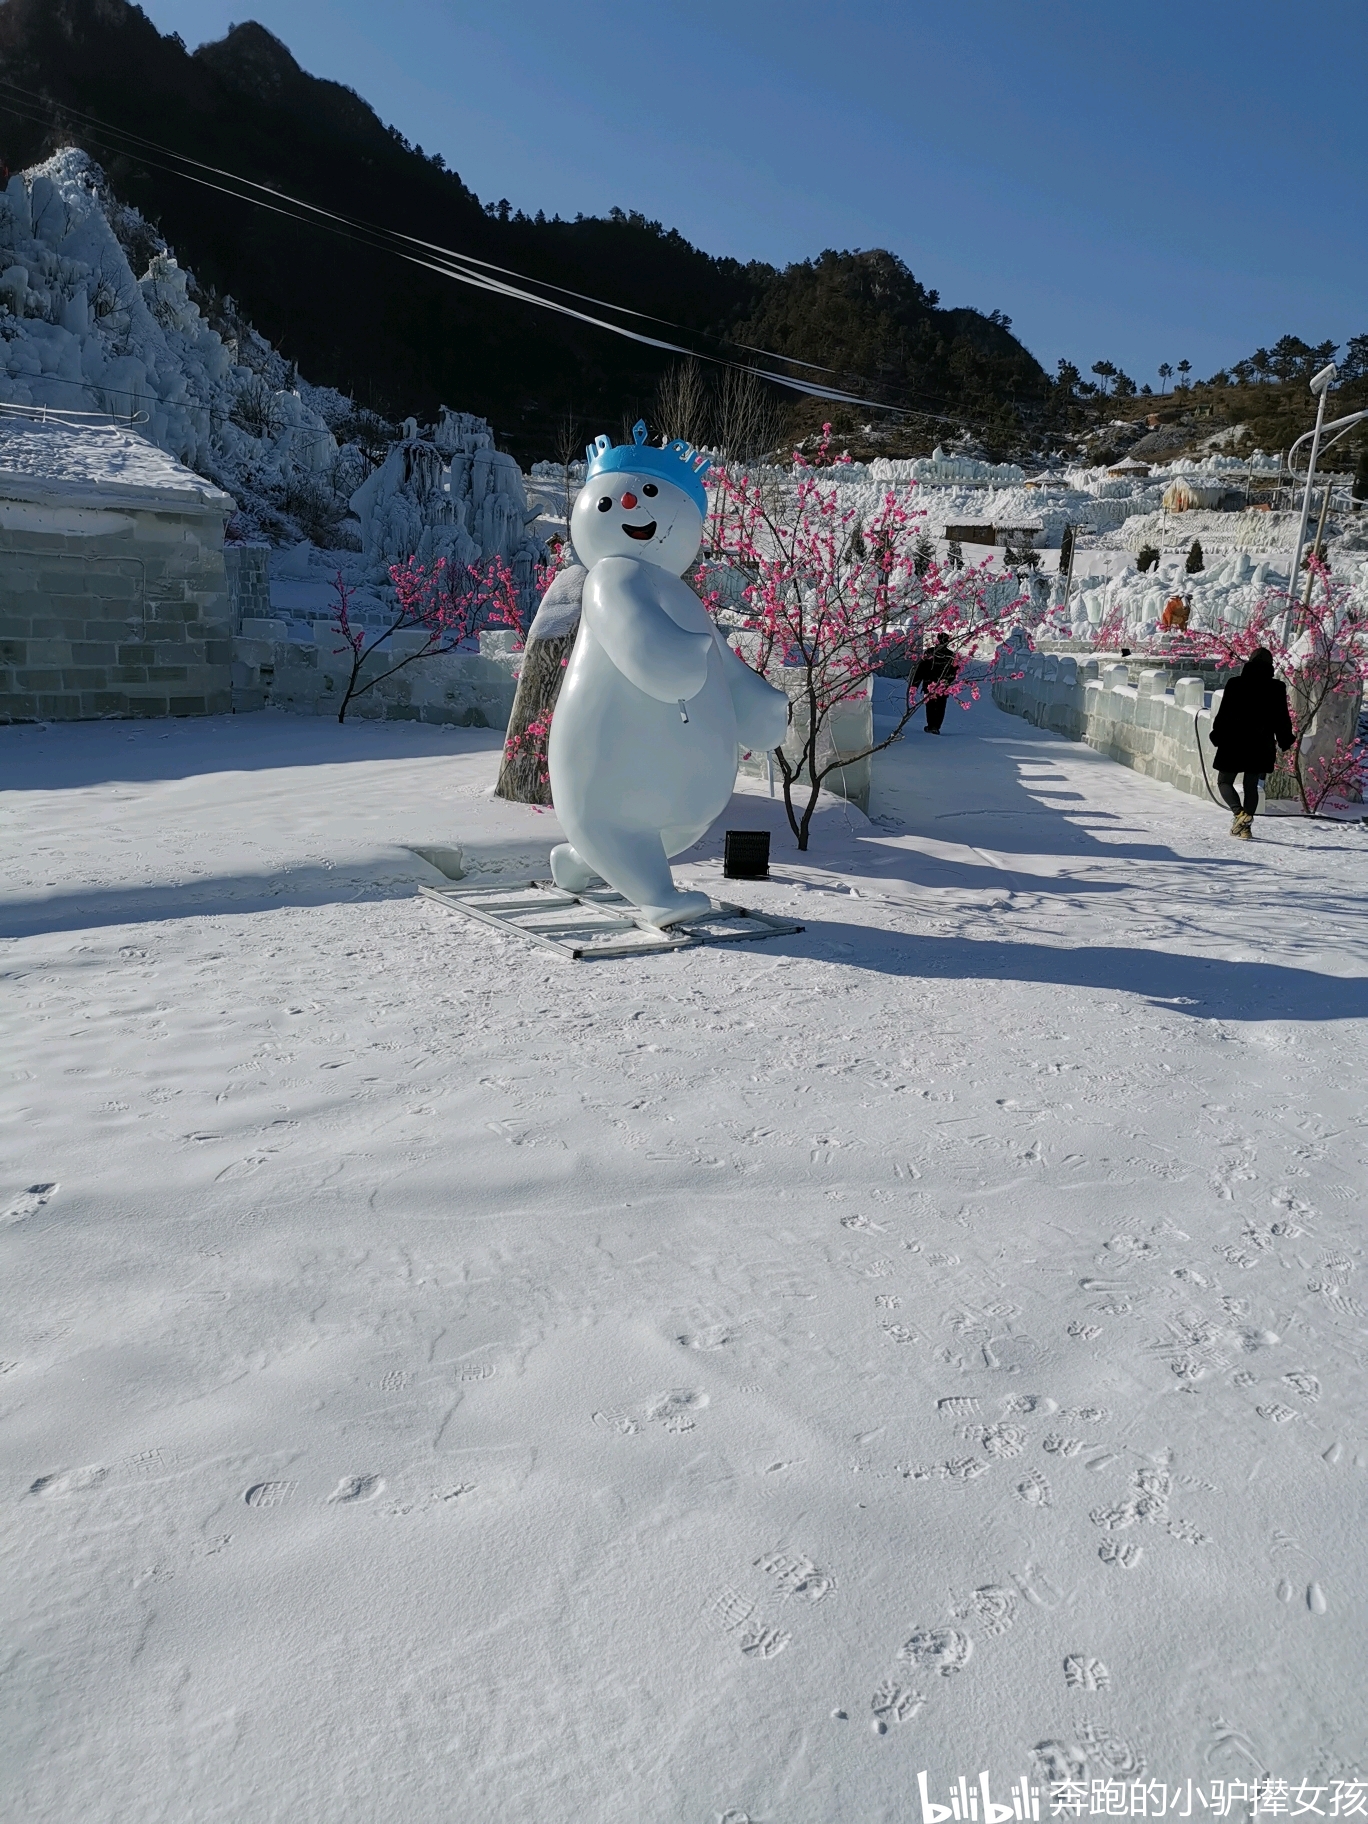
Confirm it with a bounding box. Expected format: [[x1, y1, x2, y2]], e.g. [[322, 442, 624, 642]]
[[0, 0, 1054, 456]]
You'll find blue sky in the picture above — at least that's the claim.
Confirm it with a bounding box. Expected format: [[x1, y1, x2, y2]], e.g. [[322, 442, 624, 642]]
[[142, 0, 1367, 388]]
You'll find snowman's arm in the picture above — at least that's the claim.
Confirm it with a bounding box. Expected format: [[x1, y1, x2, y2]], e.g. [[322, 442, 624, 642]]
[[714, 632, 790, 750], [583, 561, 712, 703]]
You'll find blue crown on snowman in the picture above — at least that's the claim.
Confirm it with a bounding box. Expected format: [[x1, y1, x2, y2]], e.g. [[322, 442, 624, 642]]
[[585, 419, 711, 515]]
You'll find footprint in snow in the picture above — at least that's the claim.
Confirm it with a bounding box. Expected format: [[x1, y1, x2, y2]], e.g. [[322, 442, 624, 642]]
[[329, 1475, 385, 1504], [3, 1182, 58, 1225], [29, 1465, 108, 1497]]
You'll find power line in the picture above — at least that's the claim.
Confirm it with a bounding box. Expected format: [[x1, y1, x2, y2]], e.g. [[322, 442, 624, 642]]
[[0, 78, 1074, 447], [1, 77, 848, 378], [0, 76, 987, 430], [0, 79, 854, 387]]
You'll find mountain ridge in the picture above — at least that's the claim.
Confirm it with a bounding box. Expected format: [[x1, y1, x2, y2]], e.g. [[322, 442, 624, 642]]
[[0, 0, 1057, 455]]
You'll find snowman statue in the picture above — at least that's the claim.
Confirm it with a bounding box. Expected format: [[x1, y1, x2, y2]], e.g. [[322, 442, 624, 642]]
[[547, 421, 788, 927]]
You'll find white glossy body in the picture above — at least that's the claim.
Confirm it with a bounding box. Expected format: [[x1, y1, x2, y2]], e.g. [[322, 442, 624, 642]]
[[548, 468, 787, 926]]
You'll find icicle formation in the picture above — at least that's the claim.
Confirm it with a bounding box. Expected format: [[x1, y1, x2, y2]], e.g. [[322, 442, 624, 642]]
[[0, 150, 336, 524]]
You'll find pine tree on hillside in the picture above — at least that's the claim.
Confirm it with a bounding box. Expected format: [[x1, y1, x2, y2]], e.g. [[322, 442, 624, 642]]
[[1270, 335, 1315, 379], [1158, 363, 1173, 393], [1341, 336, 1368, 384], [1177, 360, 1192, 387]]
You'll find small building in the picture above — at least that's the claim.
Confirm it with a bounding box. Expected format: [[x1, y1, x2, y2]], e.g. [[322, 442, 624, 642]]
[[0, 411, 234, 723], [943, 522, 1042, 549], [1107, 457, 1151, 479]]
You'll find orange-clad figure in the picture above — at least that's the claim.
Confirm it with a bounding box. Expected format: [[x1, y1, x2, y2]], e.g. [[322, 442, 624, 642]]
[[1160, 595, 1191, 630]]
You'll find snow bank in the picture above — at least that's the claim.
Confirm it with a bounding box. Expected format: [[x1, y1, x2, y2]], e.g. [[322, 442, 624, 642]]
[[1058, 549, 1289, 636], [0, 411, 231, 510], [1094, 508, 1301, 556], [868, 447, 1025, 487], [1065, 451, 1282, 490], [529, 458, 587, 483]]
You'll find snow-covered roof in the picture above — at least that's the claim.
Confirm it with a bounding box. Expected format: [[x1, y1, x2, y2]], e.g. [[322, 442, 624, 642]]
[[0, 413, 235, 515]]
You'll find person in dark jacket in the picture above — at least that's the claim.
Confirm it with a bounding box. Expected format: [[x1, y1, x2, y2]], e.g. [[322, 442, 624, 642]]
[[1209, 646, 1294, 839], [913, 632, 957, 733]]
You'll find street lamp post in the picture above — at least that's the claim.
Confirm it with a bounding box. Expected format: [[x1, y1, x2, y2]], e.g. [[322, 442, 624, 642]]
[[1284, 362, 1338, 626], [1278, 393, 1368, 642], [1058, 524, 1076, 623]]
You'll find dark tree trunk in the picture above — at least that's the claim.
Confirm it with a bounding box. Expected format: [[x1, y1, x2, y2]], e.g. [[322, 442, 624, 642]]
[[495, 630, 576, 804]]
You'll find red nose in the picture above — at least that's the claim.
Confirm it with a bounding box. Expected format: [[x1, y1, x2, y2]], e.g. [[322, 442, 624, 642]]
[[620, 491, 637, 509]]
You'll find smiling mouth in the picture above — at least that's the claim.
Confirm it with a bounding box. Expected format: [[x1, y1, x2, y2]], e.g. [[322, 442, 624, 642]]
[[622, 520, 657, 541]]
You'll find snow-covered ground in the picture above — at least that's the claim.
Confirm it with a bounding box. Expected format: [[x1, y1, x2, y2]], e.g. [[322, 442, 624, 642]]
[[3, 699, 1366, 1821]]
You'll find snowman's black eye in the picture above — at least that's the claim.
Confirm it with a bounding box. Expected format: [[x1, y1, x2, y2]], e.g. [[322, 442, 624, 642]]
[[597, 495, 612, 512], [642, 483, 658, 497]]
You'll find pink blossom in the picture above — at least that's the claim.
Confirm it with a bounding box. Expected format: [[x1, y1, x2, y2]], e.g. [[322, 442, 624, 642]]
[[700, 432, 1029, 847], [327, 555, 546, 724]]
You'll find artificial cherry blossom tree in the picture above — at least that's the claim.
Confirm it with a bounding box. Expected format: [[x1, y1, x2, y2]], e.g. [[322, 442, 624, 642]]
[[699, 430, 1029, 849], [328, 553, 529, 724]]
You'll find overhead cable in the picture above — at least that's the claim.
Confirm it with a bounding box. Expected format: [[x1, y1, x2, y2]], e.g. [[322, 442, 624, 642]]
[[0, 75, 1022, 433]]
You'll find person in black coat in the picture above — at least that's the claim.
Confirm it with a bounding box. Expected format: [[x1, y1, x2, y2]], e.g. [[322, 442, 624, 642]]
[[1209, 646, 1294, 838], [913, 632, 957, 733]]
